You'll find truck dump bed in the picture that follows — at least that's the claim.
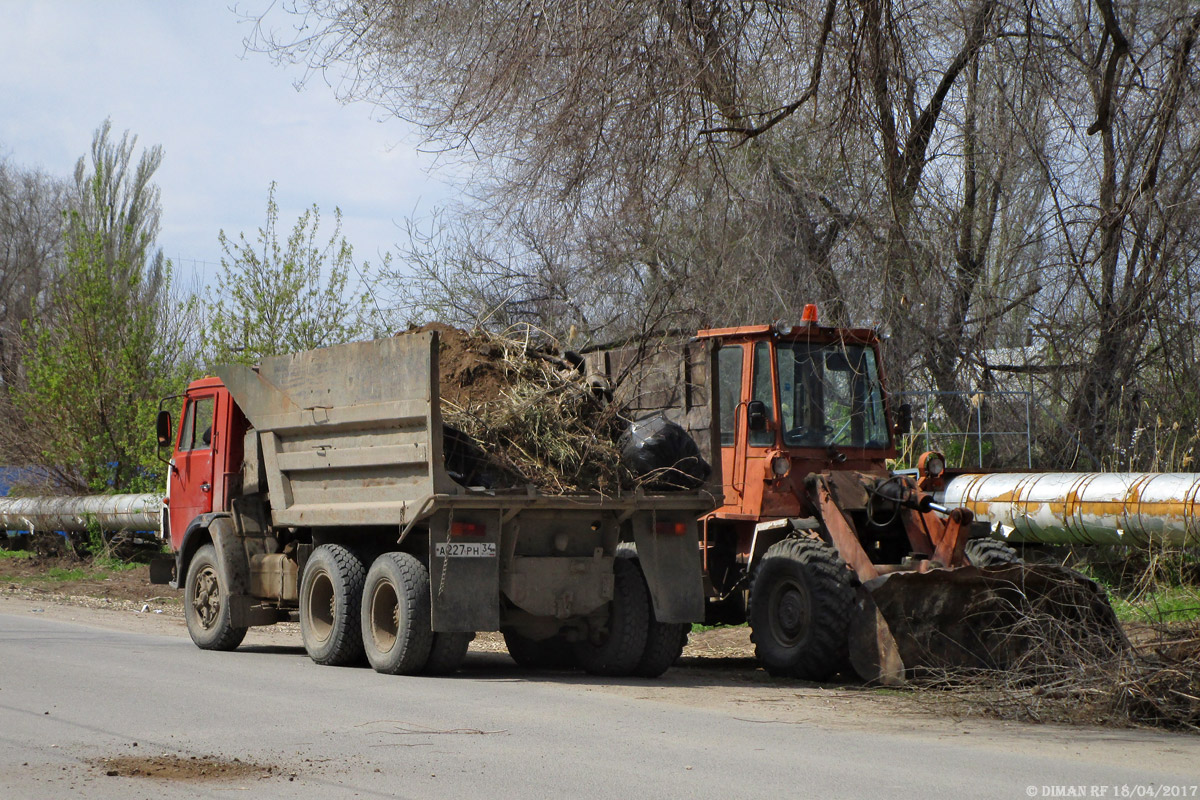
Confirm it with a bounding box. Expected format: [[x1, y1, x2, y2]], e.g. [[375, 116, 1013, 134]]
[[216, 332, 451, 528], [216, 331, 720, 527]]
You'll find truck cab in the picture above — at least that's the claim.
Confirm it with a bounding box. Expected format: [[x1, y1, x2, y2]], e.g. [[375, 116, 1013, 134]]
[[158, 378, 245, 554]]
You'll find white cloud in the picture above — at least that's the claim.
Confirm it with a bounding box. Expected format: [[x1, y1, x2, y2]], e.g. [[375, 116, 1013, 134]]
[[0, 0, 455, 288]]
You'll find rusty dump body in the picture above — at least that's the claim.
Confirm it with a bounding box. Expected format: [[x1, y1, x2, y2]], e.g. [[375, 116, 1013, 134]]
[[160, 330, 720, 678], [587, 320, 1124, 683]]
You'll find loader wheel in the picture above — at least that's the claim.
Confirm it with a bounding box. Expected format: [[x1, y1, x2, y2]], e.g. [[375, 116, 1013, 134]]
[[361, 552, 434, 675], [300, 544, 367, 666], [503, 630, 577, 670], [965, 539, 1021, 567], [617, 543, 689, 678], [749, 538, 854, 681], [184, 544, 247, 651], [573, 556, 650, 676]]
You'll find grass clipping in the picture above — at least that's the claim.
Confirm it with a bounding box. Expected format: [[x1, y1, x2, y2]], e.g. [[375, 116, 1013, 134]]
[[425, 323, 627, 494]]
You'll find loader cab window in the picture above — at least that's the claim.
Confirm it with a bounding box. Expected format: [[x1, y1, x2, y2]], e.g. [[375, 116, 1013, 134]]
[[718, 346, 744, 447], [178, 396, 215, 452], [776, 342, 889, 449], [749, 341, 776, 447]]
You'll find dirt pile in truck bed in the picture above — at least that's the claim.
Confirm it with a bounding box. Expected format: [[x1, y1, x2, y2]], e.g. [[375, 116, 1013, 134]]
[[417, 323, 627, 494]]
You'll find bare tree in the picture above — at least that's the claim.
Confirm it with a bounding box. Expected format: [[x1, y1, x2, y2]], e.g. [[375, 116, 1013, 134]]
[[252, 0, 1200, 465]]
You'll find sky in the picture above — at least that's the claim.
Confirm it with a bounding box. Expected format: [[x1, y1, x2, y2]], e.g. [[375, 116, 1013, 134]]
[[0, 0, 455, 291]]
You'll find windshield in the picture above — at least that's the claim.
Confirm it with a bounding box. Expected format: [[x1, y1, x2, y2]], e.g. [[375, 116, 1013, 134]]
[[776, 342, 890, 449]]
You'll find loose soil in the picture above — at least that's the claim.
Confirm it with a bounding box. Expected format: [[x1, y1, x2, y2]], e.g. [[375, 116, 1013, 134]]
[[90, 754, 274, 782]]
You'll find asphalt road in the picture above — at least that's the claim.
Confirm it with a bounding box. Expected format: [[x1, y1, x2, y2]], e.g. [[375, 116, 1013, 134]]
[[1, 610, 1197, 799]]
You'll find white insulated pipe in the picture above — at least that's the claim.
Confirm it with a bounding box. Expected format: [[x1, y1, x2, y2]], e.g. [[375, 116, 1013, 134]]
[[0, 494, 163, 534], [942, 472, 1200, 547]]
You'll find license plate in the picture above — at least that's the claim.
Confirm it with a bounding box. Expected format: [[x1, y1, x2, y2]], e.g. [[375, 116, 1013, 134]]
[[435, 541, 497, 558]]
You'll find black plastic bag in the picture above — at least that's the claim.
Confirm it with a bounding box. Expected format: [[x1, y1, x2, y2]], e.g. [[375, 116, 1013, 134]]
[[619, 414, 711, 490], [443, 425, 492, 488]]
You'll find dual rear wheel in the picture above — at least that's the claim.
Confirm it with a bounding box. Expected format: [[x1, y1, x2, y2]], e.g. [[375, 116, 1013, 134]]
[[299, 545, 471, 675], [503, 545, 688, 678]]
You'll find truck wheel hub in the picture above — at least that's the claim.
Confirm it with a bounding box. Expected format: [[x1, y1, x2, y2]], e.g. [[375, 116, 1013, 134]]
[[193, 566, 221, 628]]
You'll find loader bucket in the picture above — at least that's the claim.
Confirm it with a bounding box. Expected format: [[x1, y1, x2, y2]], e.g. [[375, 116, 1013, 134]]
[[848, 564, 1127, 685]]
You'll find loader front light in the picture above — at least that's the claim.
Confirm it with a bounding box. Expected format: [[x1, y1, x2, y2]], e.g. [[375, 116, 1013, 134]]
[[770, 452, 791, 478]]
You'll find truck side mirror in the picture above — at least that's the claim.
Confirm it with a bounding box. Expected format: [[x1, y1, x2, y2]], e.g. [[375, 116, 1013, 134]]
[[894, 403, 912, 436], [747, 400, 768, 432], [156, 409, 173, 447]]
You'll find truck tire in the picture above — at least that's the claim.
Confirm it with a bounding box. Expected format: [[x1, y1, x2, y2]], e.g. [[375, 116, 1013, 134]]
[[425, 632, 474, 675], [616, 543, 689, 678], [184, 543, 247, 651], [300, 544, 367, 666], [361, 552, 434, 675], [749, 537, 854, 681], [502, 630, 577, 670], [573, 556, 650, 677], [965, 539, 1022, 567]]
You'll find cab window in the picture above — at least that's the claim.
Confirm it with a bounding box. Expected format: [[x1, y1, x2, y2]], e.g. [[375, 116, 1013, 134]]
[[179, 396, 215, 452], [749, 341, 776, 447], [717, 346, 744, 447]]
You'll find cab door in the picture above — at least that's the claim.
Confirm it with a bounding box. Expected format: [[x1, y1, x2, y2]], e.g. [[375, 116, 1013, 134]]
[[717, 340, 778, 515], [168, 392, 217, 546]]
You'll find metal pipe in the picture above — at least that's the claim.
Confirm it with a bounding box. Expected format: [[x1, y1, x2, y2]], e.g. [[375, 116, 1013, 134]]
[[0, 494, 163, 534], [942, 472, 1200, 547]]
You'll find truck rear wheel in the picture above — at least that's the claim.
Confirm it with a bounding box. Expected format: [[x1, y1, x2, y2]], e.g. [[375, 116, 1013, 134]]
[[749, 537, 854, 681], [361, 552, 434, 675], [300, 544, 367, 666], [965, 539, 1021, 567], [502, 630, 577, 670], [184, 544, 247, 651], [616, 543, 689, 678], [424, 632, 474, 675], [573, 556, 650, 677]]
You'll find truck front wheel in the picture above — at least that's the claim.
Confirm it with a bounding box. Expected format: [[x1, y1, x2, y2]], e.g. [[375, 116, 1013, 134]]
[[300, 544, 367, 666], [361, 552, 434, 675], [749, 538, 854, 681], [184, 543, 247, 651]]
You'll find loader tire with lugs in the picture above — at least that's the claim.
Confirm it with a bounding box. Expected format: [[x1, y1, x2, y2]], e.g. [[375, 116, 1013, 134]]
[[749, 537, 854, 681]]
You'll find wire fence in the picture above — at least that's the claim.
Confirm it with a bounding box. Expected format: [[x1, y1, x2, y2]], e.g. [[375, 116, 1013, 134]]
[[897, 390, 1033, 469]]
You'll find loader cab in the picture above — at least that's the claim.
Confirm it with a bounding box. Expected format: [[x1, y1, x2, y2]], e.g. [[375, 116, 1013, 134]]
[[158, 377, 246, 550], [698, 310, 899, 521]]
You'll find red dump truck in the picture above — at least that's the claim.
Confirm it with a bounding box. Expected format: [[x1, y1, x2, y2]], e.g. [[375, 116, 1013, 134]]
[[152, 331, 719, 678]]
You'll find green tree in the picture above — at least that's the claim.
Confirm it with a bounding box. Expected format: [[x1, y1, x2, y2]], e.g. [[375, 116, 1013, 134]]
[[13, 120, 191, 493], [203, 183, 378, 365]]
